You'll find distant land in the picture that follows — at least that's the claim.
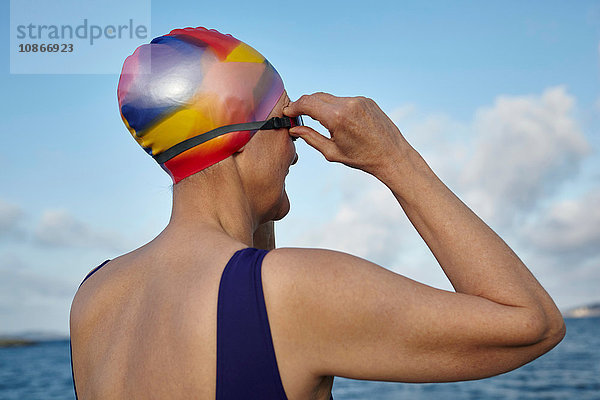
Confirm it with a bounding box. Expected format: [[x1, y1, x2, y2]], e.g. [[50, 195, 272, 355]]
[[0, 338, 37, 348], [0, 331, 69, 348], [562, 303, 600, 319]]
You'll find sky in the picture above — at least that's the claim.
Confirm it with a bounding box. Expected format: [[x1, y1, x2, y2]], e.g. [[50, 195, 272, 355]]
[[0, 0, 599, 335]]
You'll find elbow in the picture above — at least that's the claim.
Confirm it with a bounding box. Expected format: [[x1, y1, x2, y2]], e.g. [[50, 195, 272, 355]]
[[540, 302, 567, 348], [523, 308, 566, 351], [543, 313, 566, 348]]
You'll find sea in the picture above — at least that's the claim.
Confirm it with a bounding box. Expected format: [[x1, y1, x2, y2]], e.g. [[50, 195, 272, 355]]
[[0, 317, 598, 400]]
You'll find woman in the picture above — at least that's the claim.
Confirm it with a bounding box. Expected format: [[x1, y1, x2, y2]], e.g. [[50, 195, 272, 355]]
[[70, 27, 565, 399]]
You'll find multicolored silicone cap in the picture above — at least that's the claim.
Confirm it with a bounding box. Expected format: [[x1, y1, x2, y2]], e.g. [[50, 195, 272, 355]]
[[117, 27, 284, 183]]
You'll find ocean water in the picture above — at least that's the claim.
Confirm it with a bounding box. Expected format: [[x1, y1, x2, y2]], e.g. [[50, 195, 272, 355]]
[[0, 318, 598, 400]]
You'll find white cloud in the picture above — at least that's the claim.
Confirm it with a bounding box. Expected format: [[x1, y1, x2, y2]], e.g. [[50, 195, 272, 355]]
[[389, 103, 416, 122], [296, 171, 415, 266], [521, 189, 600, 259], [390, 108, 469, 188], [0, 262, 74, 334], [313, 86, 591, 255], [460, 86, 590, 225], [34, 209, 130, 252], [0, 199, 25, 239]]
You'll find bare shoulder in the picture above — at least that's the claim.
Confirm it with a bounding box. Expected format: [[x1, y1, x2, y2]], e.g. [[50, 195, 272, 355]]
[[70, 255, 130, 333], [260, 247, 414, 378], [262, 247, 395, 286], [262, 247, 419, 313], [261, 245, 415, 318], [261, 247, 407, 327]]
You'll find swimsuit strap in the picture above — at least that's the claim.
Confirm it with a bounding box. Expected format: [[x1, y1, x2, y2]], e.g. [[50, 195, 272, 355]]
[[79, 259, 111, 287], [216, 247, 289, 399]]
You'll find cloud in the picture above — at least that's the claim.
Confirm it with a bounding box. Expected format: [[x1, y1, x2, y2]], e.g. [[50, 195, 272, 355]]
[[389, 103, 416, 121], [296, 172, 415, 266], [0, 200, 133, 252], [34, 209, 130, 252], [314, 86, 590, 253], [521, 189, 600, 260], [389, 107, 469, 188], [0, 199, 25, 239], [0, 258, 75, 334], [460, 86, 590, 225]]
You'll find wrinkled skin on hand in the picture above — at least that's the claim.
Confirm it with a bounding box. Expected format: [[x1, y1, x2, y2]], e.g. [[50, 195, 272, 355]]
[[283, 92, 413, 177]]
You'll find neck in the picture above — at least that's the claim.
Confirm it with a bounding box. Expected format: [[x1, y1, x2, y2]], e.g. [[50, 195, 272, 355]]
[[166, 161, 257, 247]]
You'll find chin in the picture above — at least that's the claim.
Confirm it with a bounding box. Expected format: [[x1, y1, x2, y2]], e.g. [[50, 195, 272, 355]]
[[271, 192, 291, 222]]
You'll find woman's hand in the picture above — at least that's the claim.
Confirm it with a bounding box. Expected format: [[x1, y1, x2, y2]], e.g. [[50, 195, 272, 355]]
[[283, 92, 414, 178]]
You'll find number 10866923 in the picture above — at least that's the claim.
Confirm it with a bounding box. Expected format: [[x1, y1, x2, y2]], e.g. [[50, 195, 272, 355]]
[[18, 43, 73, 53]]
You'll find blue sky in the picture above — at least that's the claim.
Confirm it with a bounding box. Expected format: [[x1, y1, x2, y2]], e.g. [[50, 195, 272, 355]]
[[1, 0, 599, 334]]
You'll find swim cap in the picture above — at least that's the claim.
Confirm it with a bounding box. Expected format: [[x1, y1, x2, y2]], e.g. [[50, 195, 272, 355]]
[[117, 27, 284, 183]]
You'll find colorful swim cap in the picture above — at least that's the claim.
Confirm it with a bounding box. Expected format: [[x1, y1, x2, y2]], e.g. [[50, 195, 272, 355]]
[[117, 27, 284, 183]]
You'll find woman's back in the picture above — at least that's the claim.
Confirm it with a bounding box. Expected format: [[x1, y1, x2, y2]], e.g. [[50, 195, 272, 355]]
[[71, 231, 334, 399], [71, 233, 234, 399]]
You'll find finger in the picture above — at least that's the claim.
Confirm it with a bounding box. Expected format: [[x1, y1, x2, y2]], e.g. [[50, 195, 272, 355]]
[[289, 126, 338, 161], [284, 92, 338, 120]]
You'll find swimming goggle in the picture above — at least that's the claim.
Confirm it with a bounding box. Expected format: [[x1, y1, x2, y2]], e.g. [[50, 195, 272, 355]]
[[153, 115, 304, 164]]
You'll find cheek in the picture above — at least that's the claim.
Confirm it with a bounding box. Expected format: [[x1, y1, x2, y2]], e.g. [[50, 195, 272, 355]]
[[251, 132, 294, 183], [269, 136, 294, 173], [284, 137, 296, 166]]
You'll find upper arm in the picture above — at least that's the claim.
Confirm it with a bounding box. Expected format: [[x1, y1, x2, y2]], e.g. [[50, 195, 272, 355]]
[[261, 248, 555, 383]]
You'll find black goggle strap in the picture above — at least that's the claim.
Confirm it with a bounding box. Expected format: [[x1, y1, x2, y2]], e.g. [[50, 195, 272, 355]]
[[153, 116, 303, 164], [260, 115, 304, 130]]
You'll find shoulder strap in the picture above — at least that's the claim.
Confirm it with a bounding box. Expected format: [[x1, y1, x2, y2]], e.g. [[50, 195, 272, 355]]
[[216, 247, 288, 399], [79, 260, 111, 287]]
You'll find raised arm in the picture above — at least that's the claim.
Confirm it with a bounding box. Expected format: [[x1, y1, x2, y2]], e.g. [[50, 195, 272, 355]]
[[261, 93, 565, 383]]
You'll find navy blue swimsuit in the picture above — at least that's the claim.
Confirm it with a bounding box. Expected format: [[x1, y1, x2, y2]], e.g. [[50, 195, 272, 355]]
[[71, 248, 334, 399]]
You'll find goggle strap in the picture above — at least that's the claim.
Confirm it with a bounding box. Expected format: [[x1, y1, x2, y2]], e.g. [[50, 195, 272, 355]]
[[153, 120, 266, 164], [153, 116, 301, 164]]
